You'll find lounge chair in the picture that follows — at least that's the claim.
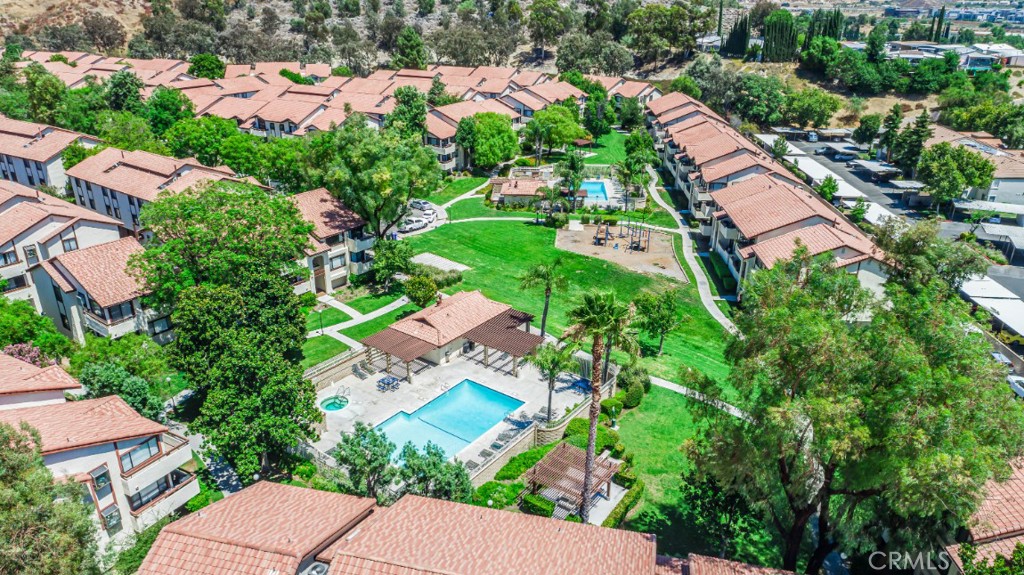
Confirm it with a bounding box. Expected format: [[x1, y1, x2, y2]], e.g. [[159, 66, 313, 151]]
[[465, 460, 480, 471], [490, 439, 506, 451], [479, 449, 495, 461]]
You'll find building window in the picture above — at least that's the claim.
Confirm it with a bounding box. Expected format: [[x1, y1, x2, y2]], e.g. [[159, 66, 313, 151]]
[[23, 245, 38, 265], [120, 436, 159, 473], [106, 301, 135, 322], [152, 317, 172, 335], [2, 275, 27, 292], [62, 237, 78, 252], [90, 465, 111, 491], [129, 476, 170, 511], [0, 251, 17, 266], [330, 255, 345, 270], [101, 504, 122, 532]]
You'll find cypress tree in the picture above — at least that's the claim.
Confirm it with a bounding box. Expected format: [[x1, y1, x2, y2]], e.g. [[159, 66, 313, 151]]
[[927, 16, 936, 42], [942, 21, 951, 41], [724, 14, 751, 56], [763, 10, 797, 62], [717, 0, 724, 38], [933, 6, 945, 42]]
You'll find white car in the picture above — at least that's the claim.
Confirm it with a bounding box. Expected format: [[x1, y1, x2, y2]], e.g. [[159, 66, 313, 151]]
[[419, 208, 438, 223], [409, 199, 433, 211], [1009, 375, 1024, 399], [398, 217, 428, 233]]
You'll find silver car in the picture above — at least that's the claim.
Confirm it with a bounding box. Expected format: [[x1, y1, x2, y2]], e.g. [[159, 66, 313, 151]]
[[409, 199, 433, 211], [419, 208, 438, 223], [398, 217, 428, 233]]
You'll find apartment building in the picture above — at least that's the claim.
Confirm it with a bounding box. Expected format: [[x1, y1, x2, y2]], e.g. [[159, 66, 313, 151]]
[[0, 116, 100, 190], [288, 188, 375, 295], [922, 124, 1024, 212], [502, 81, 587, 119], [0, 179, 123, 307], [136, 480, 792, 575], [426, 99, 523, 171], [0, 359, 198, 552], [31, 236, 173, 345], [66, 147, 249, 235]]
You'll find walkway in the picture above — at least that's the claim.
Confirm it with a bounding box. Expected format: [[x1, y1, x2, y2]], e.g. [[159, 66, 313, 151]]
[[163, 391, 244, 497], [650, 376, 751, 422], [645, 166, 739, 335], [310, 294, 412, 351]]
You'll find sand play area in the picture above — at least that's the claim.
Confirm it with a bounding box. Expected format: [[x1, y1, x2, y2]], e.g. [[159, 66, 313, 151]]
[[555, 223, 688, 282]]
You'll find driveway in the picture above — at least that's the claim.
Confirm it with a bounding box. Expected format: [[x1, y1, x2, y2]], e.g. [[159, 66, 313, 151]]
[[790, 141, 909, 216]]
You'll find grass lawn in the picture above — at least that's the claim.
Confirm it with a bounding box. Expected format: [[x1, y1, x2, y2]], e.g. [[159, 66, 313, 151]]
[[407, 221, 730, 383], [447, 197, 535, 221], [429, 177, 489, 205], [344, 291, 404, 314], [300, 336, 351, 369], [340, 303, 419, 341], [304, 307, 351, 332], [578, 131, 627, 165], [617, 387, 777, 564]]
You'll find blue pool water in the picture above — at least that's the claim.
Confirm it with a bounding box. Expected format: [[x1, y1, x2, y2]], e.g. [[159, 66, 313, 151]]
[[580, 180, 609, 202], [375, 379, 524, 458]]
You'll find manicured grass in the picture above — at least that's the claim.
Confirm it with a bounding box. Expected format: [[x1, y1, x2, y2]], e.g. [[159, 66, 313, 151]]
[[429, 177, 489, 205], [300, 336, 351, 369], [447, 197, 534, 221], [577, 131, 627, 165], [631, 202, 678, 228], [406, 221, 730, 383], [704, 252, 738, 293], [304, 307, 351, 332], [617, 387, 776, 564], [340, 303, 419, 342], [344, 291, 403, 314]]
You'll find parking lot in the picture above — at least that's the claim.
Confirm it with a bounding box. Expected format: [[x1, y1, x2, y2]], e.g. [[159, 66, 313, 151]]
[[789, 141, 909, 217]]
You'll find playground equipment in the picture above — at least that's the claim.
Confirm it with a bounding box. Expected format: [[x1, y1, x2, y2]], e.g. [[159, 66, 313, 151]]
[[593, 221, 613, 246], [618, 216, 651, 253]]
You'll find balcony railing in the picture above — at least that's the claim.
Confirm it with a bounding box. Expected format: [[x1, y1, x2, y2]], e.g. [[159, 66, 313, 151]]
[[348, 259, 373, 275], [345, 234, 375, 253], [121, 433, 192, 493]]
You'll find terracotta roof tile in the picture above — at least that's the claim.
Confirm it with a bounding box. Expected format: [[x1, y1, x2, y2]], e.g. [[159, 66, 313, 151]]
[[0, 179, 39, 207], [246, 100, 324, 124], [0, 352, 81, 397], [390, 290, 510, 347], [384, 77, 435, 96], [0, 197, 119, 245], [0, 116, 96, 162], [288, 188, 365, 239], [584, 74, 624, 91], [523, 81, 585, 104], [199, 97, 268, 122], [224, 63, 252, 78], [433, 100, 519, 124], [394, 68, 437, 79], [494, 178, 549, 197], [948, 534, 1024, 571], [612, 80, 653, 99], [474, 77, 514, 95], [970, 460, 1024, 542], [510, 70, 547, 87], [338, 78, 395, 95], [469, 66, 518, 79], [503, 89, 548, 112], [212, 76, 271, 95], [425, 114, 457, 139], [738, 223, 881, 268], [687, 554, 794, 575], [711, 176, 838, 239], [66, 148, 239, 203], [50, 236, 146, 307], [430, 65, 476, 77], [0, 396, 165, 453], [253, 61, 302, 76]]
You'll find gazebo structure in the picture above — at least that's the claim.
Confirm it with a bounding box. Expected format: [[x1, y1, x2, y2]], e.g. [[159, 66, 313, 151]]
[[525, 442, 621, 518], [360, 290, 544, 382]]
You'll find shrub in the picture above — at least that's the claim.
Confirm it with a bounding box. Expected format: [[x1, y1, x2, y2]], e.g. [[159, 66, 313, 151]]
[[513, 157, 533, 167], [564, 419, 620, 453], [611, 442, 626, 458], [565, 514, 583, 522], [617, 364, 651, 394], [614, 468, 639, 488], [293, 460, 317, 481], [404, 275, 439, 308], [472, 481, 525, 508], [580, 214, 591, 224], [622, 383, 644, 409], [605, 218, 618, 226], [299, 291, 318, 308], [185, 490, 212, 513], [494, 443, 557, 480], [331, 66, 353, 77], [601, 480, 644, 527], [114, 515, 174, 574], [279, 68, 314, 85], [600, 398, 623, 416], [544, 213, 568, 228], [308, 474, 342, 492], [521, 493, 555, 517]]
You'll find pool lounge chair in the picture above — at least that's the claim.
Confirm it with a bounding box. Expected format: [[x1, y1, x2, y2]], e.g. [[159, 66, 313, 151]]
[[490, 439, 506, 451], [479, 449, 495, 461], [465, 460, 480, 471]]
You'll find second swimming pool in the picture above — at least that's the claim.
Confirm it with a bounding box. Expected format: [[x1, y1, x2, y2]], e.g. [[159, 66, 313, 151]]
[[375, 379, 524, 458]]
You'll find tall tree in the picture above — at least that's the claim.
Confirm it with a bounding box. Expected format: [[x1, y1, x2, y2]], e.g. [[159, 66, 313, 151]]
[[398, 442, 473, 501], [852, 113, 882, 147], [917, 141, 996, 214], [879, 104, 904, 162], [527, 0, 569, 59], [892, 111, 933, 176], [24, 64, 65, 124], [0, 296, 73, 360], [473, 111, 519, 168], [104, 69, 144, 113], [334, 421, 398, 502], [873, 217, 988, 293], [722, 13, 750, 57], [187, 53, 226, 79], [565, 292, 635, 522], [0, 423, 100, 575], [556, 149, 587, 211], [144, 86, 195, 135], [762, 10, 798, 62], [518, 258, 569, 338], [634, 290, 684, 355], [385, 85, 428, 138], [618, 97, 644, 130], [527, 342, 580, 422], [528, 105, 587, 159], [80, 362, 163, 420], [391, 26, 428, 70], [455, 116, 477, 168]]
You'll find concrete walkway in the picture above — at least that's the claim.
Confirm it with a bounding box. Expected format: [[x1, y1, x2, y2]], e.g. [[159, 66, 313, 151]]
[[308, 295, 412, 352], [650, 376, 751, 422], [645, 166, 739, 336]]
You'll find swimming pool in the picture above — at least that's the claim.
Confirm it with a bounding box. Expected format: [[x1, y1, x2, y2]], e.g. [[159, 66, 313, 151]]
[[580, 180, 609, 202], [375, 379, 524, 458]]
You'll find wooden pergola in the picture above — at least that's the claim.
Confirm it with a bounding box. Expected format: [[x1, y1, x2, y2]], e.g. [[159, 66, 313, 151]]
[[464, 309, 544, 377], [525, 443, 621, 513]]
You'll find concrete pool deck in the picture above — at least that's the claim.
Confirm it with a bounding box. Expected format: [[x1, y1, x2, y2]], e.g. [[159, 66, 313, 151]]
[[312, 349, 592, 466]]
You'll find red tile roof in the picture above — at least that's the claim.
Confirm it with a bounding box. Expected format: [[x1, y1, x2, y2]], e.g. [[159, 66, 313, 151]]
[[246, 99, 323, 125], [523, 81, 585, 104], [0, 396, 166, 453], [612, 80, 654, 99], [391, 290, 510, 346], [971, 460, 1024, 542], [738, 223, 881, 268], [493, 178, 549, 197], [48, 236, 146, 307], [711, 176, 838, 239], [0, 179, 39, 207], [288, 188, 365, 240], [0, 116, 96, 162], [137, 482, 377, 575], [654, 554, 793, 575], [0, 352, 81, 397], [0, 195, 120, 245], [338, 78, 395, 95], [425, 114, 457, 140], [469, 66, 518, 79]]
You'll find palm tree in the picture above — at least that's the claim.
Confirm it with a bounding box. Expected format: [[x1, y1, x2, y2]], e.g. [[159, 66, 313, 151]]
[[556, 150, 586, 212], [613, 156, 652, 215], [523, 120, 549, 165], [565, 291, 636, 522], [529, 186, 567, 223], [527, 342, 580, 423], [518, 258, 568, 338]]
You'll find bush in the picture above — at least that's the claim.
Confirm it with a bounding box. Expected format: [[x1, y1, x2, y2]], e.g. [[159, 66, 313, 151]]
[[605, 218, 618, 226], [580, 214, 591, 224], [114, 515, 174, 574], [412, 264, 463, 289], [513, 157, 533, 167], [601, 479, 644, 528], [617, 364, 651, 394], [494, 443, 557, 480], [600, 398, 623, 416], [622, 383, 644, 409], [564, 419, 619, 453], [614, 468, 639, 488], [472, 480, 525, 508], [331, 66, 353, 76], [299, 291, 318, 308], [544, 213, 568, 228], [521, 493, 555, 517], [185, 490, 212, 513], [565, 514, 583, 522], [293, 460, 317, 481], [404, 274, 439, 308], [611, 442, 626, 458]]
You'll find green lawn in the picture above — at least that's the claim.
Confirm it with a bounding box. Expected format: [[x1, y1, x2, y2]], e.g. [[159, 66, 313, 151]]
[[617, 387, 776, 564], [407, 221, 730, 382], [340, 303, 419, 341], [429, 177, 489, 205], [304, 307, 351, 332], [344, 291, 404, 314], [300, 336, 351, 369], [447, 197, 535, 221], [577, 131, 627, 165]]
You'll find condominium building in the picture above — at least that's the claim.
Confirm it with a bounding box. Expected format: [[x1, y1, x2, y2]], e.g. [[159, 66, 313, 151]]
[[0, 116, 100, 190], [288, 187, 375, 294]]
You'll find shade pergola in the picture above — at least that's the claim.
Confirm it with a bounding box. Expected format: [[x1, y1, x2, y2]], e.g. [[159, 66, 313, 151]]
[[465, 310, 544, 376], [525, 443, 621, 509]]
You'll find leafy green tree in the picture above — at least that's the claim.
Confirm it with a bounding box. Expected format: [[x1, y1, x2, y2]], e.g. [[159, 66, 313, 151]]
[[0, 296, 73, 360], [334, 421, 399, 502], [319, 121, 442, 237], [865, 24, 887, 64], [527, 0, 569, 58], [391, 26, 428, 70], [529, 105, 587, 160], [94, 111, 169, 154], [427, 77, 460, 106], [565, 292, 635, 522], [626, 4, 672, 65], [892, 111, 932, 175], [762, 9, 797, 62], [879, 104, 904, 161], [527, 342, 580, 422], [917, 141, 996, 213], [624, 128, 657, 165], [687, 54, 740, 112], [634, 289, 683, 355], [722, 13, 750, 57], [518, 258, 569, 338], [404, 274, 438, 307], [54, 79, 106, 134], [799, 35, 841, 74], [0, 422, 100, 575], [163, 115, 239, 165], [61, 141, 103, 169], [668, 75, 702, 99], [398, 441, 473, 501], [24, 64, 65, 124], [785, 87, 842, 128], [455, 116, 477, 168], [187, 53, 225, 79], [735, 74, 788, 126], [679, 469, 763, 560], [416, 0, 435, 15], [80, 362, 163, 420], [770, 135, 790, 158], [104, 70, 144, 113], [816, 174, 838, 201], [372, 239, 415, 291], [583, 96, 616, 139], [385, 86, 428, 138], [218, 133, 268, 180], [144, 86, 195, 135], [612, 155, 650, 212], [852, 113, 882, 147], [617, 97, 644, 131], [130, 182, 313, 308], [473, 112, 519, 168], [68, 333, 170, 383]]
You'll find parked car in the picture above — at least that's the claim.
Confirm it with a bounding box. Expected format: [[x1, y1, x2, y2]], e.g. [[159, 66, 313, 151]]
[[398, 217, 428, 233], [807, 132, 819, 143], [419, 208, 438, 223], [1009, 375, 1024, 399], [409, 199, 433, 211], [813, 147, 829, 155], [833, 153, 857, 161]]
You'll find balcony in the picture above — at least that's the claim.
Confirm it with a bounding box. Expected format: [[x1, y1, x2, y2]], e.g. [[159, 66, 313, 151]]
[[128, 469, 199, 531], [82, 310, 138, 339], [121, 433, 192, 494], [431, 142, 456, 156], [440, 158, 457, 172], [348, 259, 373, 275], [345, 234, 375, 253]]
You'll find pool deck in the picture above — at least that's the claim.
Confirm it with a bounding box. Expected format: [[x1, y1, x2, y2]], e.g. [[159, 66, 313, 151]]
[[312, 351, 591, 465], [582, 178, 624, 208]]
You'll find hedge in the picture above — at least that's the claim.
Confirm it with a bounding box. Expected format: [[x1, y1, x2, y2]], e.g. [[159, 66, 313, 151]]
[[472, 481, 525, 508], [565, 418, 620, 452], [613, 468, 639, 489], [601, 479, 645, 528], [622, 383, 644, 409], [494, 443, 557, 481], [521, 493, 555, 517], [600, 398, 623, 416]]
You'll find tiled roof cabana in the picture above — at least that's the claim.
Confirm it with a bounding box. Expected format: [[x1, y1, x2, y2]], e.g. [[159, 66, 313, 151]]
[[525, 442, 621, 514]]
